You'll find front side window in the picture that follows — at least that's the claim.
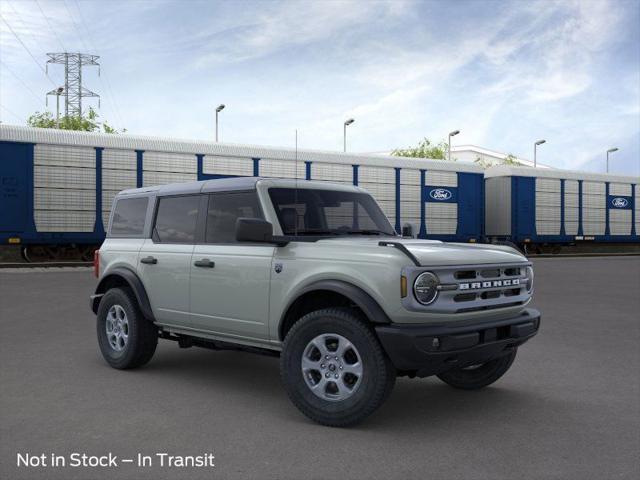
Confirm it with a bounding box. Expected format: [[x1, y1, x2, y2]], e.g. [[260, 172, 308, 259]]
[[205, 191, 263, 243], [268, 188, 395, 236], [110, 197, 148, 237], [154, 195, 200, 243]]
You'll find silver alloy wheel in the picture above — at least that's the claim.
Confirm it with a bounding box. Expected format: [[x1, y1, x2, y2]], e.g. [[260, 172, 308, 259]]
[[301, 333, 363, 402], [105, 304, 129, 352]]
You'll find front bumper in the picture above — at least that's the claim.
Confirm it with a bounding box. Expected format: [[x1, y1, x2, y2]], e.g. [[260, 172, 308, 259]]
[[375, 308, 540, 377]]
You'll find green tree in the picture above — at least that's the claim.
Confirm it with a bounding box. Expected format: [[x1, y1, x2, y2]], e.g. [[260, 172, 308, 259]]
[[27, 107, 125, 133], [474, 153, 522, 169], [391, 138, 452, 160]]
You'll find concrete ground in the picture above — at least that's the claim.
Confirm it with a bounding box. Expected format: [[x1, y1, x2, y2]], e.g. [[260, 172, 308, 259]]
[[0, 257, 638, 480]]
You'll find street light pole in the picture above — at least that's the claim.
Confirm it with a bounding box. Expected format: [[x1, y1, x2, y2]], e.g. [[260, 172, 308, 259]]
[[448, 130, 460, 161], [343, 118, 354, 152], [606, 148, 618, 173], [55, 87, 64, 128], [215, 104, 225, 142], [534, 139, 546, 168]]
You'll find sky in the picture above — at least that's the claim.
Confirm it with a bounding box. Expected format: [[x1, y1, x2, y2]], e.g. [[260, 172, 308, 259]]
[[0, 0, 639, 176]]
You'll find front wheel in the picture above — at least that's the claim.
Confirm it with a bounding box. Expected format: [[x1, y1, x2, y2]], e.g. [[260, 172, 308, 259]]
[[436, 348, 517, 390], [280, 308, 396, 427]]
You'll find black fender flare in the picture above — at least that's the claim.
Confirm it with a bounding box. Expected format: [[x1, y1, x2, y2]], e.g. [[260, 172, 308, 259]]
[[280, 279, 391, 339], [92, 267, 155, 322]]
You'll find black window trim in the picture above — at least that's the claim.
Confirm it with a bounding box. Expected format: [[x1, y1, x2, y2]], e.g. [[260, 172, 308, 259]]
[[151, 193, 203, 245]]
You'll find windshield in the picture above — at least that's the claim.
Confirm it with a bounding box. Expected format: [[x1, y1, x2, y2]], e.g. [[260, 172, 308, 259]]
[[268, 188, 397, 237]]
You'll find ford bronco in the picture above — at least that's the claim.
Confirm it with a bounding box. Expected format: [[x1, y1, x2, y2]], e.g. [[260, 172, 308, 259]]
[[90, 177, 540, 426]]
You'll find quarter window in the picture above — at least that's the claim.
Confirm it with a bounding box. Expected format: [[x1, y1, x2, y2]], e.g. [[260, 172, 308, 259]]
[[110, 197, 148, 236], [205, 191, 263, 243], [154, 195, 200, 243]]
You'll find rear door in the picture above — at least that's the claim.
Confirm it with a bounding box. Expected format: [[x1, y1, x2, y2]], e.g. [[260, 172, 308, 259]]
[[0, 142, 30, 234], [138, 194, 200, 327], [189, 191, 274, 341]]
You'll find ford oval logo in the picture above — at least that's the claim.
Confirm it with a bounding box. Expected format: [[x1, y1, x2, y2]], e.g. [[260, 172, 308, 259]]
[[429, 188, 452, 201], [611, 197, 629, 208]]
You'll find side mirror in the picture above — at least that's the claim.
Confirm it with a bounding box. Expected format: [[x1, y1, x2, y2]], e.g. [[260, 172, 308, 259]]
[[236, 218, 274, 243], [402, 223, 414, 238]]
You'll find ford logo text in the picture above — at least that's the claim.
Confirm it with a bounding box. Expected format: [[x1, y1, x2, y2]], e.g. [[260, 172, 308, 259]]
[[429, 188, 452, 201], [611, 197, 629, 208]]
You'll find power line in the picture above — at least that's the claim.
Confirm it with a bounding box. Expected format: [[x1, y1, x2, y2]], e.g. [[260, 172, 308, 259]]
[[0, 14, 57, 87], [34, 0, 67, 52], [71, 0, 125, 127], [62, 0, 90, 52], [0, 103, 23, 123], [0, 59, 45, 105]]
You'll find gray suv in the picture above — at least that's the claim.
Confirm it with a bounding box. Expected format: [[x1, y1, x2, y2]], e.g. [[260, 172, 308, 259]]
[[90, 177, 540, 426]]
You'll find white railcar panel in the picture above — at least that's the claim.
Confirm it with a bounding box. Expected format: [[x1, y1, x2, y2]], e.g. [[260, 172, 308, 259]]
[[536, 178, 560, 193], [143, 171, 197, 187], [564, 192, 579, 208], [400, 202, 420, 219], [358, 166, 395, 184], [375, 200, 396, 225], [582, 194, 605, 208], [34, 165, 95, 190], [582, 181, 605, 195], [400, 169, 420, 185], [609, 183, 632, 196], [34, 211, 95, 232], [582, 222, 605, 235], [565, 221, 579, 235], [259, 159, 305, 179], [102, 169, 137, 191], [564, 206, 579, 224], [425, 170, 457, 187], [565, 180, 579, 194], [203, 156, 254, 176], [536, 191, 561, 207], [144, 151, 196, 173], [358, 182, 395, 201], [34, 144, 95, 168], [536, 205, 560, 235], [426, 203, 457, 234], [103, 149, 136, 170], [311, 163, 353, 183], [537, 221, 561, 235], [609, 210, 631, 235], [34, 189, 95, 211], [582, 208, 606, 221]]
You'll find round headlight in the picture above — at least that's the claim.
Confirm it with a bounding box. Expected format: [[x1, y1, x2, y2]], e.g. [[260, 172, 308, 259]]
[[414, 271, 439, 305], [525, 266, 534, 293]]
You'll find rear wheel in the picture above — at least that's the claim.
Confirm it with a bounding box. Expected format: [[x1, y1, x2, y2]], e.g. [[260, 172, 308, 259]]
[[96, 287, 158, 369], [280, 308, 396, 427], [437, 348, 517, 390]]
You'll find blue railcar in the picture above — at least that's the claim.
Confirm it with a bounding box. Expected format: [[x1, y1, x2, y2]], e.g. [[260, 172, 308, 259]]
[[484, 165, 639, 250], [0, 125, 484, 259]]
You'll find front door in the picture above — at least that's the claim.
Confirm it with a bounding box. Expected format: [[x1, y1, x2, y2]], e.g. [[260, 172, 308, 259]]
[[189, 191, 274, 341], [138, 194, 200, 327]]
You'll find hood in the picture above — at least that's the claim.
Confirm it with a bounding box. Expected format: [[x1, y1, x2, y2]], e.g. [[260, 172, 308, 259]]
[[315, 237, 527, 266]]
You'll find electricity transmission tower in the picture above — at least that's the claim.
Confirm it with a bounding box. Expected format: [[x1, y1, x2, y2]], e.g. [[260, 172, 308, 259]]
[[46, 53, 100, 117]]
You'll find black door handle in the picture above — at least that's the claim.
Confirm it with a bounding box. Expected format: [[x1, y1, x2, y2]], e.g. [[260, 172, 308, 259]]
[[194, 258, 215, 268], [140, 256, 157, 265]]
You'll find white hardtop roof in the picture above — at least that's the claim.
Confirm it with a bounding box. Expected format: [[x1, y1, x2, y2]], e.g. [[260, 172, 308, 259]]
[[0, 124, 483, 174], [118, 177, 363, 197], [484, 165, 638, 184]]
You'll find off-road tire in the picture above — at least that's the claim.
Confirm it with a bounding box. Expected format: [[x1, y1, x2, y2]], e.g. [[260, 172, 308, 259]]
[[96, 287, 158, 369], [437, 348, 517, 390], [280, 308, 396, 427]]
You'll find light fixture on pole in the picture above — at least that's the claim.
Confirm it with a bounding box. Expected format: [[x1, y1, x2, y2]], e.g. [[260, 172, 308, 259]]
[[343, 118, 355, 152], [448, 130, 460, 161], [55, 87, 64, 128], [534, 139, 546, 168], [606, 147, 618, 173], [215, 104, 225, 142]]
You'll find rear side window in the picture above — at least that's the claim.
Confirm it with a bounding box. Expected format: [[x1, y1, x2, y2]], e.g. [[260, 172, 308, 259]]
[[154, 195, 200, 243], [205, 191, 263, 243], [110, 197, 148, 236]]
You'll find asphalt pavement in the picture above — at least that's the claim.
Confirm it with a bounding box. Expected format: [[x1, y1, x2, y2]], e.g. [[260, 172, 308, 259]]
[[1, 257, 639, 480]]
